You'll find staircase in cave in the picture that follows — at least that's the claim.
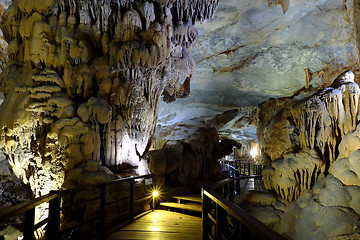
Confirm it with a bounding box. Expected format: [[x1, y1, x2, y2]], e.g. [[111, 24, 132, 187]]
[[159, 194, 202, 216]]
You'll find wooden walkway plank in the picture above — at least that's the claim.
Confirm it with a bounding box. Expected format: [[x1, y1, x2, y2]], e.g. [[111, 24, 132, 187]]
[[171, 194, 202, 203], [106, 210, 202, 240], [159, 202, 202, 212]]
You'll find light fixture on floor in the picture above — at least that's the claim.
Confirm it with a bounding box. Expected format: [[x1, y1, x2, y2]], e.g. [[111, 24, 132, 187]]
[[152, 190, 159, 211]]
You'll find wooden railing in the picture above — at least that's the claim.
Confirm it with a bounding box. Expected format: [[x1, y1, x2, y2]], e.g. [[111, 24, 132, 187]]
[[202, 178, 286, 240], [0, 174, 153, 240], [220, 160, 262, 177], [237, 162, 262, 176]]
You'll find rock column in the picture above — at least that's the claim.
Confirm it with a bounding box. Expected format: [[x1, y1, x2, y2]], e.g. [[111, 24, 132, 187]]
[[0, 0, 219, 197]]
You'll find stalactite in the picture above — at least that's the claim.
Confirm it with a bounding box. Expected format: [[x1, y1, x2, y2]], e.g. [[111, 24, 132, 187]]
[[0, 0, 220, 206], [259, 71, 360, 202]]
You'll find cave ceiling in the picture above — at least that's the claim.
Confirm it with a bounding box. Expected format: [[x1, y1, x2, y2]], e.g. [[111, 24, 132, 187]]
[[0, 0, 358, 143], [190, 0, 359, 106], [157, 0, 360, 142]]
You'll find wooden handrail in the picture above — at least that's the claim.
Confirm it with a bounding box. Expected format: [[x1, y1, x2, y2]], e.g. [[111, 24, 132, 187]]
[[220, 160, 263, 177], [0, 174, 152, 221], [0, 173, 154, 240], [202, 178, 285, 240], [203, 189, 285, 240], [210, 178, 233, 191], [0, 192, 58, 222]]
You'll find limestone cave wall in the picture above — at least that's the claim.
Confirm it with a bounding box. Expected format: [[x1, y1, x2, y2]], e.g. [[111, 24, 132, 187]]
[[258, 71, 360, 201], [0, 0, 219, 198], [253, 71, 360, 239]]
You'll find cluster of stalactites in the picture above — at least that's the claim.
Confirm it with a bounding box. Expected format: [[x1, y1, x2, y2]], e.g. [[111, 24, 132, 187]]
[[262, 149, 324, 202], [0, 0, 220, 180], [290, 71, 360, 166], [259, 71, 360, 202], [1, 0, 217, 99]]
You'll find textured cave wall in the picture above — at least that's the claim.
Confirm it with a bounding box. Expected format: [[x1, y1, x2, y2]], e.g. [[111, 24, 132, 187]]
[[191, 0, 359, 106], [154, 0, 360, 151], [146, 127, 241, 193], [250, 71, 360, 239], [258, 71, 360, 201], [0, 0, 219, 200], [156, 0, 360, 142]]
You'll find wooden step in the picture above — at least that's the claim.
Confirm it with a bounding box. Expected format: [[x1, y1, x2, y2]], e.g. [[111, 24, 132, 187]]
[[160, 202, 202, 213], [171, 194, 202, 204]]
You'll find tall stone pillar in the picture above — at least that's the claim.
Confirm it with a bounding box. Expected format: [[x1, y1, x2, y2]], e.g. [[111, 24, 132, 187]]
[[0, 0, 219, 197]]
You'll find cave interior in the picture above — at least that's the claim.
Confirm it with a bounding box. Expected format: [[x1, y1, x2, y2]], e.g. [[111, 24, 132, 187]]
[[2, 0, 360, 239]]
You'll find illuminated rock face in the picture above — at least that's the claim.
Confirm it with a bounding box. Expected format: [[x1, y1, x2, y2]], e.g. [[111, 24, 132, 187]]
[[0, 0, 219, 197], [258, 71, 360, 202], [252, 71, 360, 239], [167, 0, 359, 109], [156, 0, 359, 149]]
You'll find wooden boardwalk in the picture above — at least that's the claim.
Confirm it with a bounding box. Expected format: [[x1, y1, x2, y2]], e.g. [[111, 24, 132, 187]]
[[106, 210, 202, 240], [239, 177, 266, 195], [106, 179, 265, 239]]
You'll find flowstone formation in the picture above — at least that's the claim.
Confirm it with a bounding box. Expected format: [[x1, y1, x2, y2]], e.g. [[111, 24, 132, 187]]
[[258, 71, 360, 202], [0, 0, 219, 200], [245, 71, 360, 239]]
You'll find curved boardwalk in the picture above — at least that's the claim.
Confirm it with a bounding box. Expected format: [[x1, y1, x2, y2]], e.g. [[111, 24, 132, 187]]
[[106, 210, 202, 240]]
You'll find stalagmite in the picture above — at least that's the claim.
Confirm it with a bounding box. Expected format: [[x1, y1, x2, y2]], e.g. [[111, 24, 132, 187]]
[[258, 71, 360, 202]]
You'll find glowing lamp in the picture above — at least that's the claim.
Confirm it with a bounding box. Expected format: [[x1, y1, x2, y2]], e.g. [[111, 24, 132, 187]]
[[249, 143, 259, 161], [152, 190, 159, 211], [250, 147, 258, 159]]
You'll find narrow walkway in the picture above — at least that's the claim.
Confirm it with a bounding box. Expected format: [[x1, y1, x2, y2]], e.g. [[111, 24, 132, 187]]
[[106, 210, 202, 240], [106, 178, 264, 239], [239, 177, 266, 195]]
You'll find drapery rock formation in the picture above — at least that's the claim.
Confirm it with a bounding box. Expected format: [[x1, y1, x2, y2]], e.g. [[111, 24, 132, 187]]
[[258, 71, 360, 202], [0, 0, 219, 200], [247, 71, 360, 239]]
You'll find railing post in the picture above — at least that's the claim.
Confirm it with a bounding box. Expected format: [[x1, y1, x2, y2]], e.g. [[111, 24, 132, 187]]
[[99, 185, 106, 236], [202, 188, 210, 240], [23, 208, 35, 240], [223, 183, 228, 198], [235, 170, 240, 194], [217, 204, 226, 239], [215, 203, 219, 239], [129, 180, 134, 221], [229, 180, 234, 202], [48, 191, 60, 240], [247, 163, 250, 176]]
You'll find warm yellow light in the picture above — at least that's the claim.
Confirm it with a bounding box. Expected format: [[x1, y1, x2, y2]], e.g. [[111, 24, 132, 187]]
[[153, 190, 159, 198], [151, 226, 159, 232], [250, 143, 259, 160], [250, 147, 257, 158]]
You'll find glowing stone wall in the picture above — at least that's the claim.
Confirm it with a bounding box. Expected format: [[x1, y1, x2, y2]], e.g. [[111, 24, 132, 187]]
[[249, 71, 360, 239], [258, 71, 360, 202], [0, 0, 219, 198]]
